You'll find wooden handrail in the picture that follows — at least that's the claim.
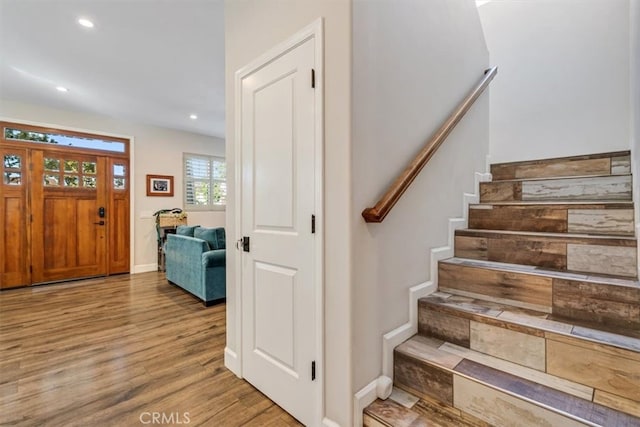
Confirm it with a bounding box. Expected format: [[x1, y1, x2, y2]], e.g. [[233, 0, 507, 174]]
[[362, 66, 498, 223]]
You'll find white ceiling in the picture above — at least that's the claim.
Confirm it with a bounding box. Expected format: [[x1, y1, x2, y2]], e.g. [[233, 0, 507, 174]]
[[0, 0, 225, 138]]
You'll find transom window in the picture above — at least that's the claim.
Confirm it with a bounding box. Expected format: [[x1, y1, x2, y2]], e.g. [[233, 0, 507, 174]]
[[4, 126, 126, 153], [184, 153, 226, 210]]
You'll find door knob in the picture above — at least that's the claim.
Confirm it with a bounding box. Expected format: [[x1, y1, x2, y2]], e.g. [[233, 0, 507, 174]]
[[94, 221, 105, 226]]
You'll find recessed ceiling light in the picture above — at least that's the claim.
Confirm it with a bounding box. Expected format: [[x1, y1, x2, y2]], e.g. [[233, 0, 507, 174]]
[[189, 114, 198, 120], [56, 86, 69, 92], [78, 18, 94, 28]]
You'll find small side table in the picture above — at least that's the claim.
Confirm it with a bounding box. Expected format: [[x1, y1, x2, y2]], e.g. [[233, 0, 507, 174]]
[[154, 212, 187, 272], [157, 227, 177, 271]]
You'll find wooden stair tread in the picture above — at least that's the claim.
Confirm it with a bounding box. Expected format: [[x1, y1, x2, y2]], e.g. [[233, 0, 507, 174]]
[[398, 335, 593, 401], [485, 172, 632, 184], [441, 257, 640, 289], [420, 292, 640, 353], [549, 313, 640, 339], [456, 228, 637, 242], [396, 335, 640, 426], [455, 360, 640, 426], [470, 200, 634, 207], [364, 397, 478, 427]]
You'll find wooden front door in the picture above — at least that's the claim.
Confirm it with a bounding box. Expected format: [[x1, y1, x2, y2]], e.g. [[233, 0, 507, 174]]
[[0, 122, 131, 289], [30, 150, 108, 283]]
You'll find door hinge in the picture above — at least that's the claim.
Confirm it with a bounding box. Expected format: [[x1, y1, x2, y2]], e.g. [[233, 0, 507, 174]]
[[311, 69, 315, 89], [30, 214, 33, 223], [242, 236, 250, 252], [29, 265, 33, 273], [311, 214, 316, 234], [311, 361, 316, 381]]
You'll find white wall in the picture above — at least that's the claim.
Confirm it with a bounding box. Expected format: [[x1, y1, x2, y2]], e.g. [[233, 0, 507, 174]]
[[632, 0, 640, 237], [224, 1, 352, 426], [479, 0, 631, 163], [352, 0, 489, 394], [0, 99, 225, 272]]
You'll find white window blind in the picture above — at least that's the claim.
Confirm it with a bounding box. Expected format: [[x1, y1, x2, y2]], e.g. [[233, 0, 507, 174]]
[[184, 154, 226, 210]]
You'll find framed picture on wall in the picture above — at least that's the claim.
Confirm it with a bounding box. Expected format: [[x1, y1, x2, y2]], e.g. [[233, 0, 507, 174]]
[[147, 174, 174, 197]]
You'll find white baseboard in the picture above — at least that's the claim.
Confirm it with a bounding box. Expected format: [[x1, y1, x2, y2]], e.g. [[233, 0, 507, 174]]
[[382, 171, 489, 379], [381, 281, 436, 378], [354, 171, 491, 427], [224, 347, 241, 377], [322, 417, 342, 427], [353, 378, 378, 427], [134, 263, 158, 274]]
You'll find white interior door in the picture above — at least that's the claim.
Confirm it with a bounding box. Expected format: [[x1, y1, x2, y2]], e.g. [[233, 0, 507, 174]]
[[240, 36, 318, 425]]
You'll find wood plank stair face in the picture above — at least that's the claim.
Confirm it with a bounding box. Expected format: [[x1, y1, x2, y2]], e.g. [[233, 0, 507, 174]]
[[381, 151, 640, 427], [439, 257, 640, 329], [391, 335, 640, 427], [363, 395, 486, 427], [454, 360, 639, 427], [416, 293, 640, 416], [480, 174, 632, 203], [468, 203, 634, 236], [490, 151, 630, 181], [454, 229, 638, 278], [438, 258, 554, 312]]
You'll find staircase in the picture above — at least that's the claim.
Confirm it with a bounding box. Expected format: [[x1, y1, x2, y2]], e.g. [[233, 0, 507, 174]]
[[364, 151, 640, 427]]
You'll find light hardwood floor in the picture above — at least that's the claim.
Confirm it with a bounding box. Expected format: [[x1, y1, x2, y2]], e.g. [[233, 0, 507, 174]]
[[0, 272, 302, 426]]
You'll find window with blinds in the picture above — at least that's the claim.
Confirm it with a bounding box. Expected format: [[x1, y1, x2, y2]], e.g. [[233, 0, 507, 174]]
[[184, 154, 226, 210]]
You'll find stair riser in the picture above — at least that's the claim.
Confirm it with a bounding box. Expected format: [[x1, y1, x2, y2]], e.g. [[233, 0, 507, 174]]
[[491, 153, 630, 181], [553, 279, 640, 330], [439, 262, 640, 329], [439, 261, 552, 312], [395, 351, 454, 405], [469, 205, 634, 236], [480, 175, 632, 203], [454, 234, 638, 277], [395, 352, 589, 427], [418, 301, 640, 407], [363, 414, 388, 427]]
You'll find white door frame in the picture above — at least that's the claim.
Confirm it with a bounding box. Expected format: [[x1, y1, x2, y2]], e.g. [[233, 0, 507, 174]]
[[233, 18, 324, 425]]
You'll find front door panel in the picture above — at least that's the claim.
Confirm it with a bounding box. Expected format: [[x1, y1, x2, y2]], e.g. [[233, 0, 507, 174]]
[[31, 150, 107, 283]]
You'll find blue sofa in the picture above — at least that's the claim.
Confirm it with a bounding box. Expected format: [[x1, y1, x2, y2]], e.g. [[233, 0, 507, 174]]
[[165, 226, 226, 306]]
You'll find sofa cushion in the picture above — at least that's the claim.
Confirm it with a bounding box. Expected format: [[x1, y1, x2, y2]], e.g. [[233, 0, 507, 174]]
[[176, 225, 199, 237], [194, 227, 223, 250], [215, 228, 226, 249], [203, 249, 225, 268]]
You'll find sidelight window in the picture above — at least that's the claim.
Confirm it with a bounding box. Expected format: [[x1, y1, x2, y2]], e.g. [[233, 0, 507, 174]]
[[113, 163, 126, 190], [3, 154, 22, 185]]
